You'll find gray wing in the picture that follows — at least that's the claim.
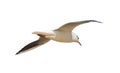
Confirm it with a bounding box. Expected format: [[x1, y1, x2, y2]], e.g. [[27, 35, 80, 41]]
[[16, 38, 50, 55], [55, 20, 102, 32]]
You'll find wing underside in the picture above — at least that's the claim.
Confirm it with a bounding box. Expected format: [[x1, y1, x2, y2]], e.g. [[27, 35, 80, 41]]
[[16, 38, 50, 55]]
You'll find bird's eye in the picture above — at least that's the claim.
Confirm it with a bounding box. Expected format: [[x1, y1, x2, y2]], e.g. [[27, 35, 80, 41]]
[[77, 36, 79, 39]]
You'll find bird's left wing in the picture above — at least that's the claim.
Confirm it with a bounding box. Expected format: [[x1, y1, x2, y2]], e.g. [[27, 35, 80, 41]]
[[16, 37, 50, 55], [55, 20, 102, 32]]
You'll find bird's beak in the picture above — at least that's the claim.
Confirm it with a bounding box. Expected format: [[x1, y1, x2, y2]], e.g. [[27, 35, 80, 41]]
[[77, 41, 82, 46]]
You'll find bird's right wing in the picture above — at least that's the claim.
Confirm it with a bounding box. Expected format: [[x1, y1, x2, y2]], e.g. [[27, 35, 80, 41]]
[[55, 20, 102, 32], [16, 37, 50, 55]]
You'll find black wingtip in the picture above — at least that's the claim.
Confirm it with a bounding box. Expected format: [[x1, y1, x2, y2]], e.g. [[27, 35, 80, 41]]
[[15, 49, 24, 55], [15, 53, 18, 55], [89, 20, 102, 23], [15, 48, 27, 55], [15, 51, 21, 55]]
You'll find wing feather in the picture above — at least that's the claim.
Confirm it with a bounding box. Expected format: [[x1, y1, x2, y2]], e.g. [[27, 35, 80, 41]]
[[16, 38, 50, 55], [55, 20, 102, 32]]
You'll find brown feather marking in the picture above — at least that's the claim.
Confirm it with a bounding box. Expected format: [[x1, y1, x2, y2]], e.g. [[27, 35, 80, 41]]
[[37, 34, 45, 38]]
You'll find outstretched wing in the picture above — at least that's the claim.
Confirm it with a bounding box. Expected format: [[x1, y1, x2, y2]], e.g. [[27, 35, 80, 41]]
[[55, 20, 102, 32], [16, 38, 50, 55]]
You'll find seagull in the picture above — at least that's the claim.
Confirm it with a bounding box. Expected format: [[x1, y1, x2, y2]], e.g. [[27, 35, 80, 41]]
[[16, 20, 102, 55]]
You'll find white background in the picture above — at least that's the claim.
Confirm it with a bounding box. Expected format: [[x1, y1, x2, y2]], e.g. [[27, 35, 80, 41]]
[[0, 0, 120, 73]]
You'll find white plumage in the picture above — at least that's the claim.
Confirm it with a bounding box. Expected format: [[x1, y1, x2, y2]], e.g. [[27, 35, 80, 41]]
[[16, 20, 102, 55]]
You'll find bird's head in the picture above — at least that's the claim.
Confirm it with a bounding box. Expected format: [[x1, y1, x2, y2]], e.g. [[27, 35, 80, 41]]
[[72, 33, 82, 46]]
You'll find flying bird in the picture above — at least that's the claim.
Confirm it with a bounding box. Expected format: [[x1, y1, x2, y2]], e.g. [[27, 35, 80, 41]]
[[16, 20, 102, 55]]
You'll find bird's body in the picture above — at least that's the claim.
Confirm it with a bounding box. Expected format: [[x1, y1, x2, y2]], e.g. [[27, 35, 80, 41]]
[[53, 31, 73, 42], [16, 20, 102, 55], [41, 31, 73, 42]]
